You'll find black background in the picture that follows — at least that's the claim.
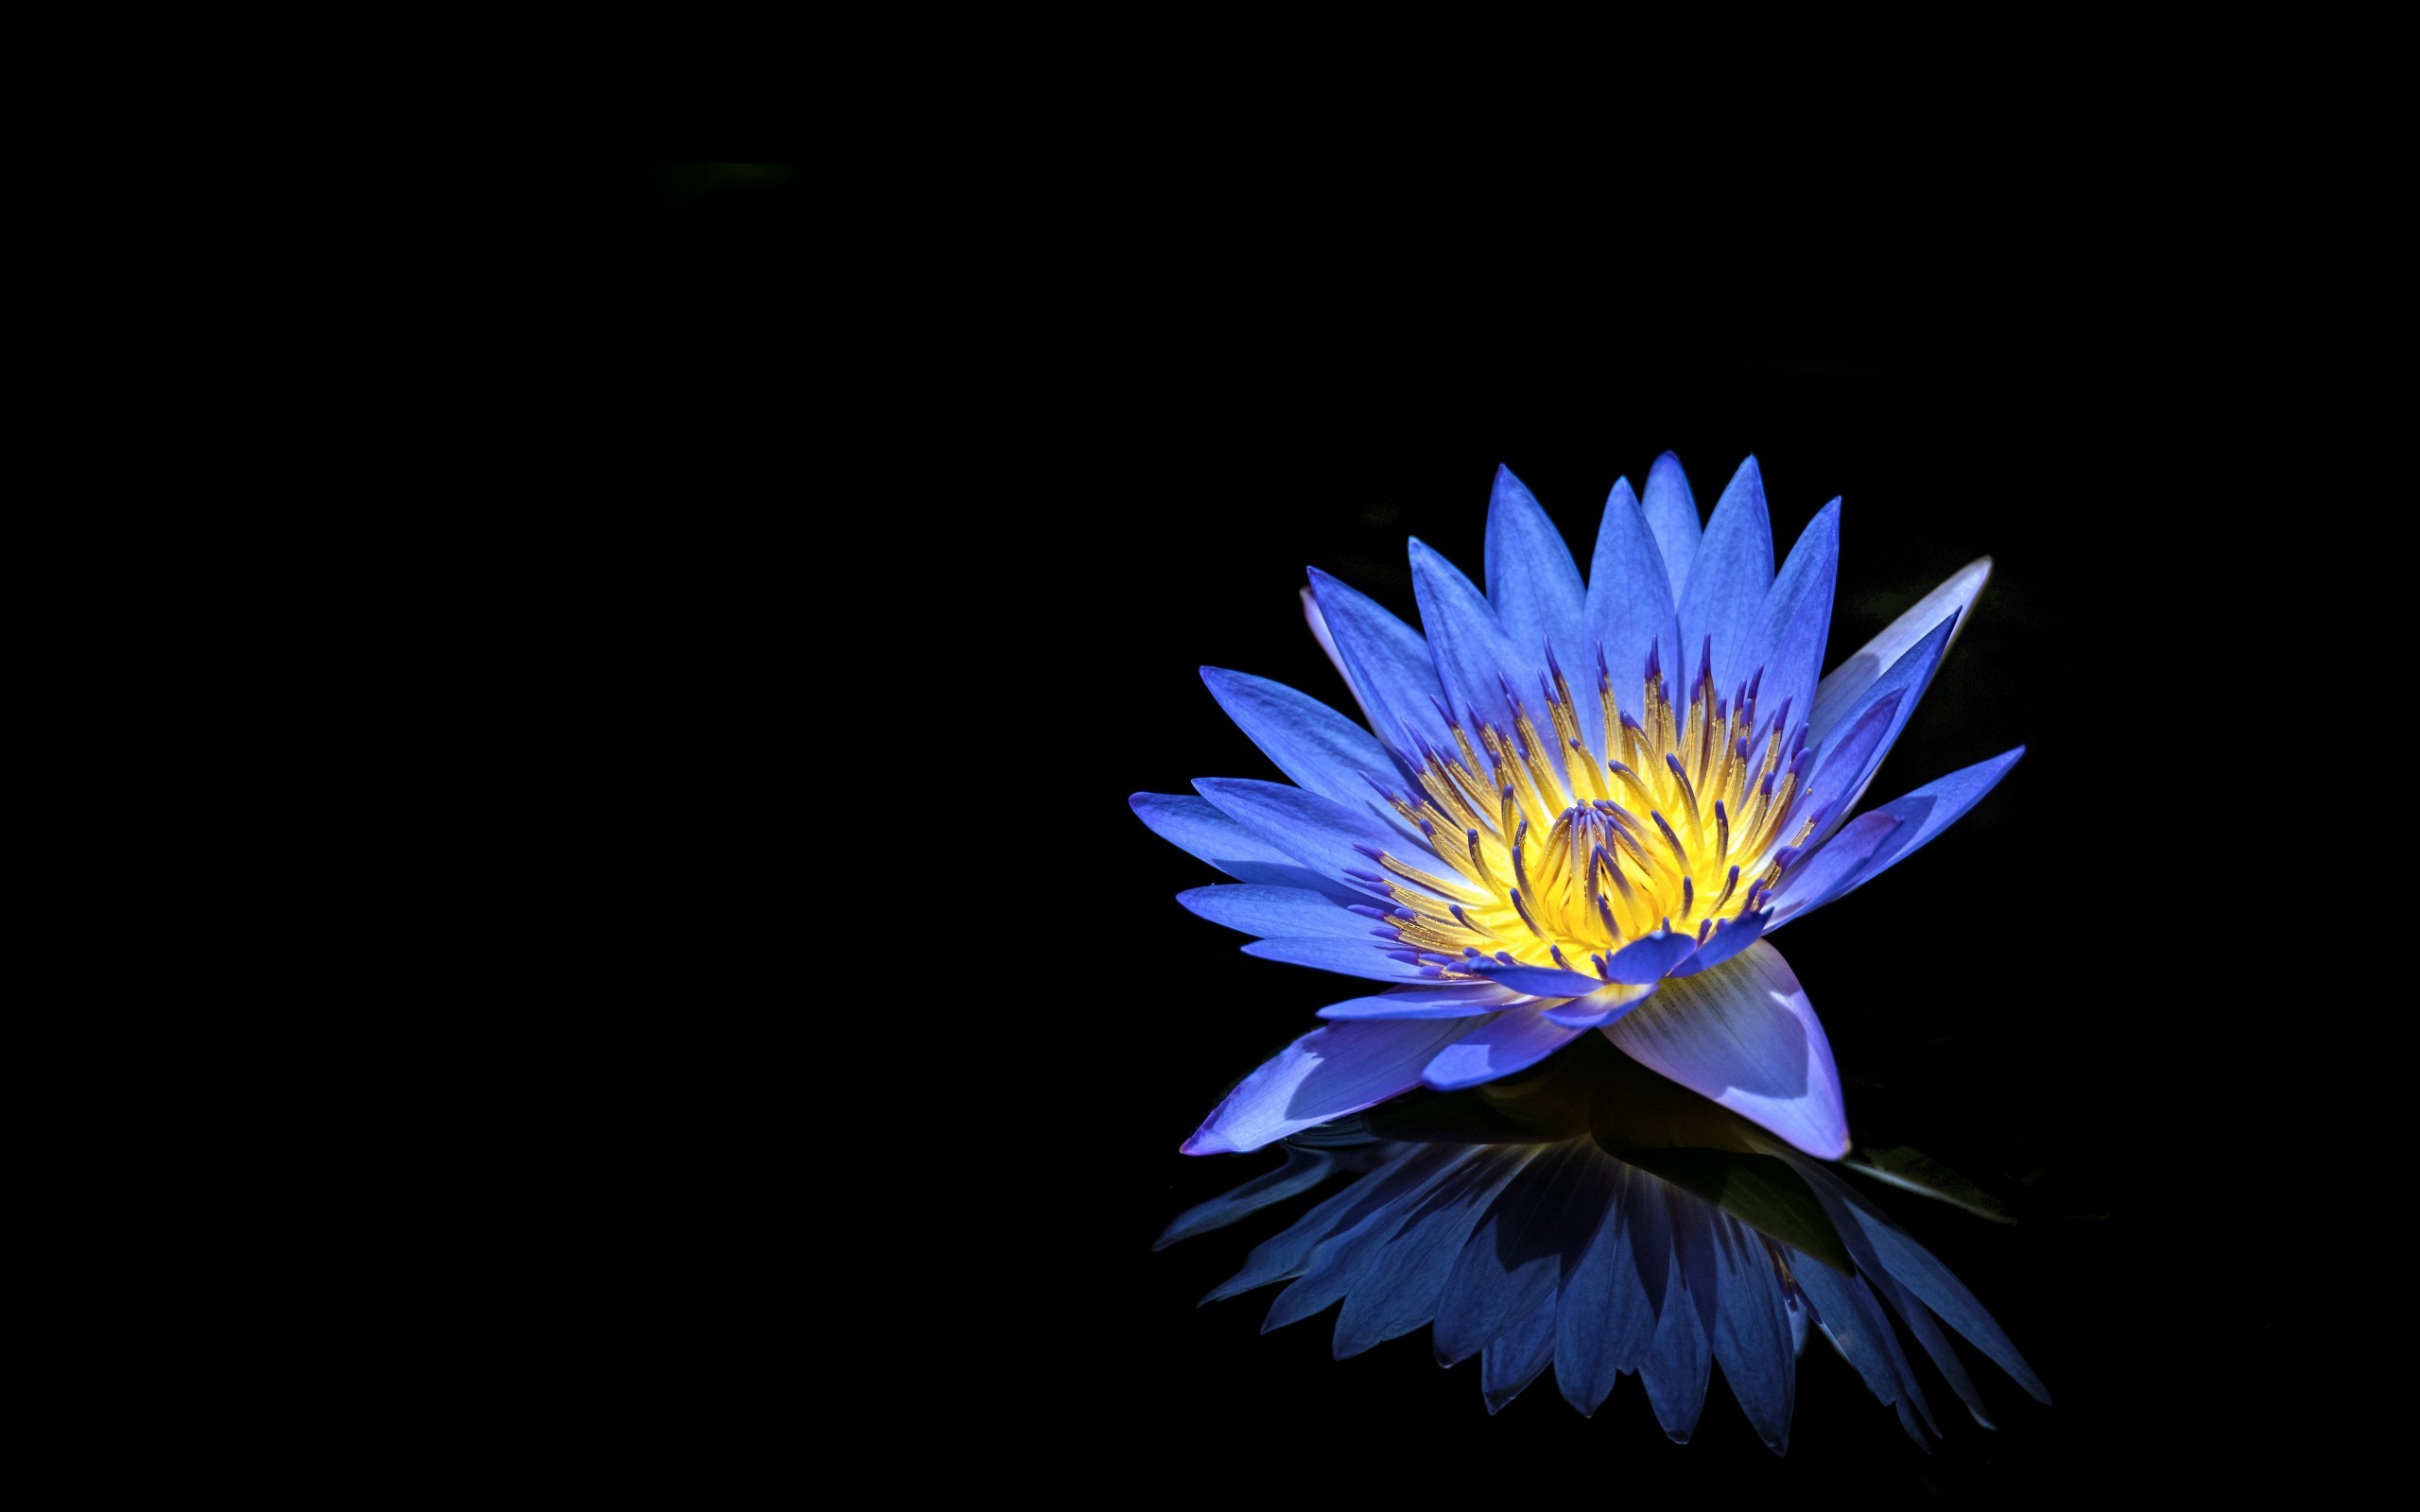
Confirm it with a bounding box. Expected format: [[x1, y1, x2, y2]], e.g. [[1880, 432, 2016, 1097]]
[[478, 163, 2299, 1497]]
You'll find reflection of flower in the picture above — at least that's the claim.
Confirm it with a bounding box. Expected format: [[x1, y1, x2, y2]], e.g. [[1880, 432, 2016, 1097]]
[[1133, 455, 2017, 1160], [1156, 1037, 2048, 1444]]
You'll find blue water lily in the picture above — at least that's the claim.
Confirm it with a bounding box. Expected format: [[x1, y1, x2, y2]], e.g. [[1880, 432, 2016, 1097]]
[[1133, 454, 2017, 1160]]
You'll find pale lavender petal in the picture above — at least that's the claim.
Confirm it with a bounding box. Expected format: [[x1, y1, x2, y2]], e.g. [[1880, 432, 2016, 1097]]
[[1809, 556, 1991, 745], [1483, 465, 1587, 683], [1182, 1017, 1483, 1155], [1130, 793, 1369, 904], [1603, 939, 1850, 1159], [1423, 1005, 1583, 1091], [1639, 452, 1702, 604], [1178, 884, 1382, 940], [1675, 456, 1774, 701]]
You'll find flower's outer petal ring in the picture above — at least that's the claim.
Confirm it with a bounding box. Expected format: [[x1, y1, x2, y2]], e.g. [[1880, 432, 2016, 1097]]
[[1182, 1017, 1482, 1155], [1422, 1005, 1584, 1091], [1603, 938, 1850, 1159], [1676, 455, 1775, 701], [1821, 747, 2025, 907], [1484, 465, 1587, 690], [1242, 937, 1439, 983], [1640, 452, 1702, 604], [1317, 982, 1529, 1020], [1305, 567, 1454, 762], [1178, 884, 1388, 940], [1193, 777, 1426, 901], [1200, 666, 1409, 821], [1130, 793, 1370, 905], [1583, 475, 1683, 762], [1741, 499, 1841, 747], [1763, 812, 1905, 926], [1809, 557, 1992, 746]]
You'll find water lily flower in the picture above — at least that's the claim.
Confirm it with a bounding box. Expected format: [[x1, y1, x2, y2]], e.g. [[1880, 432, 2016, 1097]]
[[1132, 454, 2018, 1160], [1153, 1035, 2049, 1443]]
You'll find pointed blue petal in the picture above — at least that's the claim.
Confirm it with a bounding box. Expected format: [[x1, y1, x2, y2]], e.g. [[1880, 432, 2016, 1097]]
[[1556, 1161, 1659, 1414], [1239, 936, 1437, 982], [1317, 982, 1528, 1020], [1329, 1149, 1530, 1356], [1668, 907, 1768, 977], [1640, 452, 1702, 604], [1829, 1187, 2051, 1404], [1409, 538, 1527, 743], [1423, 1006, 1584, 1091], [1205, 1143, 1466, 1301], [1792, 1257, 1940, 1439], [1200, 667, 1409, 816], [1433, 1142, 1582, 1364], [1710, 1213, 1797, 1452], [1822, 747, 2026, 907], [1540, 980, 1657, 1029], [1152, 1145, 1340, 1251], [1763, 812, 1904, 925], [1177, 884, 1382, 940], [1194, 777, 1420, 901], [1130, 793, 1369, 904], [1741, 499, 1841, 747], [1306, 567, 1452, 760], [1603, 939, 1850, 1159], [1637, 1182, 1714, 1442], [1484, 466, 1587, 684], [1479, 1284, 1561, 1415], [1604, 928, 1700, 984], [1471, 961, 1603, 997], [1806, 610, 1959, 833], [1810, 557, 1991, 745], [1582, 476, 1684, 762], [1183, 1017, 1483, 1155], [1675, 456, 1775, 701]]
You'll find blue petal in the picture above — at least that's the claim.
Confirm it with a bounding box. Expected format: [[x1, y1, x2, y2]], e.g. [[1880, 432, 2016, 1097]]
[[1240, 936, 1438, 983], [1639, 452, 1702, 605], [1205, 1143, 1466, 1302], [1183, 1017, 1484, 1155], [1791, 1256, 1941, 1441], [1668, 907, 1768, 977], [1603, 939, 1850, 1159], [1305, 567, 1452, 760], [1471, 961, 1604, 997], [1130, 793, 1370, 904], [1820, 747, 2026, 907], [1638, 1182, 1714, 1442], [1177, 884, 1382, 940], [1409, 538, 1528, 743], [1317, 982, 1528, 1020], [1200, 666, 1409, 817], [1740, 499, 1841, 747], [1152, 1145, 1340, 1251], [1540, 981, 1657, 1029], [1423, 1006, 1584, 1091], [1194, 777, 1419, 901], [1763, 812, 1904, 925], [1433, 1143, 1582, 1365], [1484, 466, 1587, 688], [1710, 1213, 1797, 1452], [1329, 1150, 1530, 1356], [1828, 1184, 2051, 1404], [1806, 610, 1960, 832], [1262, 1158, 1471, 1332], [1582, 475, 1684, 759], [1675, 456, 1774, 702], [1604, 927, 1700, 984], [1479, 1284, 1561, 1415], [1809, 557, 1991, 746], [1555, 1162, 1659, 1415]]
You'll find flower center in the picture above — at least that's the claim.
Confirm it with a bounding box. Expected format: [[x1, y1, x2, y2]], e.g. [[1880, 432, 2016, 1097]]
[[1366, 640, 1820, 983]]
